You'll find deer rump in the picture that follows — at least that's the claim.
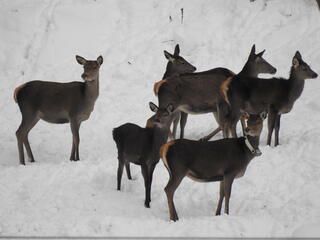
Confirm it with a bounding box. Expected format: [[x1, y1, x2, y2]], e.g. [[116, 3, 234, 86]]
[[113, 123, 153, 165]]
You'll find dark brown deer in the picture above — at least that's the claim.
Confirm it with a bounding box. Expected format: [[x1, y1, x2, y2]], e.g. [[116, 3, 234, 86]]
[[112, 102, 175, 208], [156, 45, 276, 140], [14, 55, 103, 164], [155, 44, 196, 139], [222, 51, 318, 146], [160, 111, 267, 221]]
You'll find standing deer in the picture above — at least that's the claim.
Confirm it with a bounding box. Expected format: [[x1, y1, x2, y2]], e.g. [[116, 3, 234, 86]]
[[160, 111, 267, 221], [154, 44, 196, 139], [221, 51, 318, 146], [113, 102, 175, 208], [156, 45, 276, 140], [14, 55, 103, 164]]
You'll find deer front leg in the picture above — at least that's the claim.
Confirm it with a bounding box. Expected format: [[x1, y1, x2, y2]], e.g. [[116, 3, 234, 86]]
[[70, 119, 80, 161], [215, 180, 224, 216], [179, 112, 188, 139], [171, 111, 181, 140], [267, 109, 277, 146], [223, 174, 235, 215], [141, 164, 150, 208], [125, 162, 132, 180], [274, 114, 281, 146]]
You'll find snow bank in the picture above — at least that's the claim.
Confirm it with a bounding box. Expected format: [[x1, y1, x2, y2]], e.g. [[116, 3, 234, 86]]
[[0, 0, 319, 237]]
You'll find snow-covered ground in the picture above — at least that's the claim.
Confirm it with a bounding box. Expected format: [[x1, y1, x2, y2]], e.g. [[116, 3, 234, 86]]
[[0, 0, 320, 237]]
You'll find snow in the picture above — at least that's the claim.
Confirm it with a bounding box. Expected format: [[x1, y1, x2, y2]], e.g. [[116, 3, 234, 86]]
[[0, 0, 320, 237]]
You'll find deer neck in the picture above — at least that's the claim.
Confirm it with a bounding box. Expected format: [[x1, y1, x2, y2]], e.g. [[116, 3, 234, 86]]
[[163, 62, 178, 79], [244, 135, 261, 157], [239, 63, 258, 77], [288, 67, 305, 102], [84, 74, 99, 102]]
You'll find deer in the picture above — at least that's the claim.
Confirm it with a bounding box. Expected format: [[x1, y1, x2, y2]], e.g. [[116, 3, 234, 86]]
[[112, 102, 175, 208], [156, 45, 276, 140], [14, 55, 103, 165], [160, 111, 267, 221], [155, 44, 196, 139], [221, 51, 318, 146]]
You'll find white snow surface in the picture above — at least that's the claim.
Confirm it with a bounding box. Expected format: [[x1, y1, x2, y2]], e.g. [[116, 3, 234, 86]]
[[0, 0, 320, 237]]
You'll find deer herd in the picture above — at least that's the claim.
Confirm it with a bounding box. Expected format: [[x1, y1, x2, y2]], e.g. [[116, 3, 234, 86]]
[[14, 44, 317, 221]]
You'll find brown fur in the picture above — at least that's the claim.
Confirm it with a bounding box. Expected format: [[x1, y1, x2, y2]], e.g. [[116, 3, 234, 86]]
[[153, 79, 167, 96], [220, 77, 233, 105], [14, 83, 26, 103], [160, 140, 175, 170]]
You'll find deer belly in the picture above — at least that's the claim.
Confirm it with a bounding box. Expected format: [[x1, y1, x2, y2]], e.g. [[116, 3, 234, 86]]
[[187, 171, 223, 182], [179, 104, 216, 114], [38, 111, 69, 124]]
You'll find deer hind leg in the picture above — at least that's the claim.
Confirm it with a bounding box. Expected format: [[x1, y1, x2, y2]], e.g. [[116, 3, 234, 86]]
[[164, 173, 186, 221], [215, 180, 225, 216], [125, 162, 132, 180], [24, 117, 40, 162], [200, 112, 222, 141], [267, 109, 277, 146], [16, 113, 39, 165], [274, 114, 281, 146], [70, 120, 81, 161], [179, 112, 188, 139]]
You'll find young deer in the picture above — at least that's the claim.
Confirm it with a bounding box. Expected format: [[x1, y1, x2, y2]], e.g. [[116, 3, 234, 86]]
[[112, 102, 175, 208], [156, 45, 276, 140], [14, 55, 103, 164], [154, 44, 196, 139], [222, 51, 318, 146], [160, 111, 266, 221]]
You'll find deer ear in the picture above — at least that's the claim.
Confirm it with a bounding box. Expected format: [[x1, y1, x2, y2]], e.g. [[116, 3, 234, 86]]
[[250, 44, 256, 56], [166, 104, 174, 114], [97, 55, 103, 65], [149, 102, 158, 112], [257, 49, 265, 57], [164, 50, 174, 62], [260, 111, 267, 120], [294, 51, 302, 60], [292, 56, 300, 68], [174, 44, 180, 57], [76, 55, 86, 65]]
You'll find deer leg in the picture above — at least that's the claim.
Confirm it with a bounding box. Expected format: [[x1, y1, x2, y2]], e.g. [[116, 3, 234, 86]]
[[179, 112, 188, 139], [267, 109, 277, 146], [171, 112, 181, 140], [200, 113, 222, 141], [70, 120, 80, 161], [117, 157, 125, 191], [164, 174, 185, 221], [16, 114, 39, 165], [200, 126, 221, 141], [274, 114, 281, 146], [125, 162, 132, 180], [141, 164, 151, 208], [223, 174, 235, 215], [215, 180, 225, 216], [24, 117, 40, 163], [146, 164, 156, 206]]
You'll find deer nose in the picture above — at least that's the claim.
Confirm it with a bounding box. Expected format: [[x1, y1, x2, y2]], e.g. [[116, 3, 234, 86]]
[[271, 67, 277, 74], [82, 73, 87, 79], [244, 127, 250, 134], [193, 66, 197, 71]]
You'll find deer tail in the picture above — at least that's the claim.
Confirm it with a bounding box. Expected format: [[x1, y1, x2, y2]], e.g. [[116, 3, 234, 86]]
[[14, 83, 27, 103]]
